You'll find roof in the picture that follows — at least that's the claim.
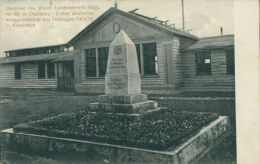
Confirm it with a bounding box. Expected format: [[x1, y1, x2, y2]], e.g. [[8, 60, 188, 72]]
[[0, 51, 74, 64], [51, 53, 74, 62], [184, 35, 234, 50], [67, 7, 198, 46], [132, 12, 198, 39], [4, 7, 199, 54], [4, 44, 67, 53]]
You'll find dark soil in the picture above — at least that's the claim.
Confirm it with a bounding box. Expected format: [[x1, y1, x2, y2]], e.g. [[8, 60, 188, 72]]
[[13, 109, 219, 151]]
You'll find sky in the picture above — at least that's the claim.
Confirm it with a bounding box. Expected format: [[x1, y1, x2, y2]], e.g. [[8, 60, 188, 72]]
[[0, 0, 234, 57]]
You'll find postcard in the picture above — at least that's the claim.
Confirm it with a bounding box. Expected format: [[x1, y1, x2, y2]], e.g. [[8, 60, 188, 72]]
[[0, 0, 259, 163]]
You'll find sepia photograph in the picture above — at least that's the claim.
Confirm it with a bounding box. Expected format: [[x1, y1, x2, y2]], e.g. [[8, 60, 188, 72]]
[[0, 0, 259, 163]]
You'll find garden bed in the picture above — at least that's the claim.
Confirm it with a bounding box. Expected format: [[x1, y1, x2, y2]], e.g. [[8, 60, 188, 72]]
[[13, 108, 219, 151]]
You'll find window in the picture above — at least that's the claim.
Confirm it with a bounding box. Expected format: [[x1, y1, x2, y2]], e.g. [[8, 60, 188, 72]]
[[54, 47, 59, 53], [16, 51, 25, 57], [143, 43, 158, 75], [69, 46, 74, 51], [47, 62, 55, 78], [226, 50, 235, 75], [12, 52, 16, 57], [85, 43, 158, 77], [85, 48, 109, 77], [135, 44, 141, 73], [85, 48, 97, 77], [35, 50, 40, 55], [15, 63, 21, 79], [27, 50, 32, 55], [50, 48, 55, 53], [42, 49, 47, 54], [98, 47, 109, 77], [196, 51, 211, 75], [38, 61, 45, 78]]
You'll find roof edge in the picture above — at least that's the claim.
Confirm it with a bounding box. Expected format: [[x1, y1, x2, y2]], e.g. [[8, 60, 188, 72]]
[[181, 45, 235, 51], [66, 7, 198, 46], [198, 34, 234, 39], [4, 44, 67, 53], [0, 51, 74, 64]]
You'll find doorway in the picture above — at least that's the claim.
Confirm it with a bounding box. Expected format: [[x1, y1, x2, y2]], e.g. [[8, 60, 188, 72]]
[[57, 61, 74, 90]]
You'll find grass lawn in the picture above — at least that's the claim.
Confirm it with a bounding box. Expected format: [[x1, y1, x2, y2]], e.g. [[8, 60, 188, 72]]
[[0, 89, 236, 163]]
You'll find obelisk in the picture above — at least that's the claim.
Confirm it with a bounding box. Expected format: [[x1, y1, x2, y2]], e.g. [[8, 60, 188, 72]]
[[105, 30, 141, 95], [88, 30, 157, 114]]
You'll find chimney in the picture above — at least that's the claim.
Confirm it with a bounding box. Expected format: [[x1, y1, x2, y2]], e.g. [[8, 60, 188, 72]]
[[221, 27, 223, 36]]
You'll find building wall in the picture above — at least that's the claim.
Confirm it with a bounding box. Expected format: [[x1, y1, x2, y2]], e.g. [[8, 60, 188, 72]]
[[0, 62, 57, 89], [182, 49, 235, 91], [173, 36, 183, 88]]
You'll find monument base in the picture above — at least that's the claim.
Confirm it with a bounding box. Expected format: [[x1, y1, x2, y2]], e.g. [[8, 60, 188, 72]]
[[98, 94, 148, 104], [88, 101, 157, 114], [88, 94, 157, 114]]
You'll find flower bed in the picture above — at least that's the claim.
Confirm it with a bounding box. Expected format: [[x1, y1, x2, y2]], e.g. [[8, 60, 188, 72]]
[[13, 108, 218, 151]]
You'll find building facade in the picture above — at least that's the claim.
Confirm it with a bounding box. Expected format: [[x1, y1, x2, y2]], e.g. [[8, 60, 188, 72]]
[[0, 7, 234, 93], [0, 45, 74, 89]]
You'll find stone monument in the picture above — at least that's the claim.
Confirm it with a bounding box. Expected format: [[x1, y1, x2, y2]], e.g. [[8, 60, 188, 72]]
[[88, 30, 158, 114]]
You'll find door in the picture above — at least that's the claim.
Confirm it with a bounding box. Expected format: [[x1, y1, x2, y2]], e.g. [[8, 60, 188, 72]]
[[64, 61, 74, 90], [57, 61, 74, 90], [163, 44, 174, 84]]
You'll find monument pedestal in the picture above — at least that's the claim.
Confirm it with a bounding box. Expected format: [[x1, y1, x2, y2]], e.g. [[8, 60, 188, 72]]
[[88, 94, 158, 114], [105, 74, 141, 95], [99, 94, 147, 104]]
